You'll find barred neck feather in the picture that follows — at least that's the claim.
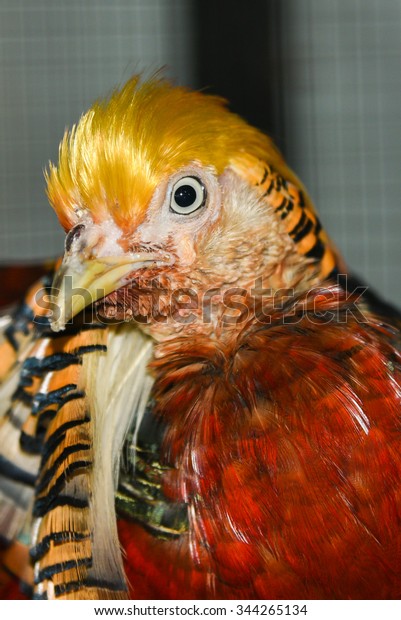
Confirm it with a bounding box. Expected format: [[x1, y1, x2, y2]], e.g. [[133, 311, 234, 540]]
[[0, 276, 155, 599], [30, 323, 154, 600], [0, 281, 51, 549]]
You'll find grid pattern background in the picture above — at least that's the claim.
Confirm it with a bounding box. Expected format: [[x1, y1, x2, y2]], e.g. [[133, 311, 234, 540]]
[[280, 0, 401, 305], [0, 0, 194, 259], [0, 0, 400, 306]]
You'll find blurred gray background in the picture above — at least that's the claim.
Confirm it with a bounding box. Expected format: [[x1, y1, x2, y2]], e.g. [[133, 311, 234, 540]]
[[0, 0, 400, 305]]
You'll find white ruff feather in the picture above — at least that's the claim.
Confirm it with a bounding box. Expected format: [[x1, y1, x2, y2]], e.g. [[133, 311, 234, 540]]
[[82, 323, 154, 589]]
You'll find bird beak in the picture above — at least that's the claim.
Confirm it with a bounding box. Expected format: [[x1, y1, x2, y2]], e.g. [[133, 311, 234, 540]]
[[50, 246, 171, 332]]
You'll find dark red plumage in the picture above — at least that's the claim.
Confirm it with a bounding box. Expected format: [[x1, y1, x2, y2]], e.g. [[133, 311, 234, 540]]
[[119, 286, 401, 599]]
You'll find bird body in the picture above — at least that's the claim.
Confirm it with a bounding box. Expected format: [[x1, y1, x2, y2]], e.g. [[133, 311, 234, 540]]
[[0, 76, 400, 600], [120, 286, 401, 600]]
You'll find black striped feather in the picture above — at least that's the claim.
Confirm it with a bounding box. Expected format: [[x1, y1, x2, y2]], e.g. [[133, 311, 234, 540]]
[[1, 279, 156, 599], [0, 280, 50, 548], [235, 157, 338, 281], [0, 274, 152, 599]]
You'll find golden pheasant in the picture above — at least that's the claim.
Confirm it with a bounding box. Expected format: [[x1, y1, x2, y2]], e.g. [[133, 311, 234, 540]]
[[0, 75, 400, 600]]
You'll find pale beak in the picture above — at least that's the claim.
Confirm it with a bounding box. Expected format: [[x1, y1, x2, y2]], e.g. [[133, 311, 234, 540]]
[[50, 250, 171, 332]]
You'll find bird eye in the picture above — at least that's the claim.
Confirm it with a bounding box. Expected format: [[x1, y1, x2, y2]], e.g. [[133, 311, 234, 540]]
[[170, 177, 206, 215]]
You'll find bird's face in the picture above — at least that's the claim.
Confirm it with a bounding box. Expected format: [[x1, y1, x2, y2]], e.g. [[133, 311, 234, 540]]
[[48, 77, 337, 340], [50, 164, 295, 340]]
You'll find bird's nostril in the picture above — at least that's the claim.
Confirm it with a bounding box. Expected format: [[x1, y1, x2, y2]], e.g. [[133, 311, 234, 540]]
[[65, 224, 85, 252]]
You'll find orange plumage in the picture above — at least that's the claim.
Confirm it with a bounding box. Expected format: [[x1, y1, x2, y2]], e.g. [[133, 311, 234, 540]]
[[0, 75, 400, 600]]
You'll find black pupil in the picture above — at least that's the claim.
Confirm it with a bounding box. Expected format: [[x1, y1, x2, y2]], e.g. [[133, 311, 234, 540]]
[[174, 184, 197, 208]]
